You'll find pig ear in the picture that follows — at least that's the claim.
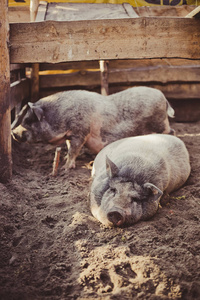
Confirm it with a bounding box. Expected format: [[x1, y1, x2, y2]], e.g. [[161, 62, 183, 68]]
[[143, 183, 163, 201], [11, 104, 29, 130], [106, 156, 119, 178], [28, 102, 44, 121]]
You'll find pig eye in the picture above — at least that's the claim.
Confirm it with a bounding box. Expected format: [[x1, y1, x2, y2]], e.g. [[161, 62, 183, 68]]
[[131, 197, 139, 203], [110, 188, 116, 195], [24, 114, 38, 126]]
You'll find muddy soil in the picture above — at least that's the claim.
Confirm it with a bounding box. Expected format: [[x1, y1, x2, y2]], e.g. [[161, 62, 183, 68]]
[[0, 121, 200, 300]]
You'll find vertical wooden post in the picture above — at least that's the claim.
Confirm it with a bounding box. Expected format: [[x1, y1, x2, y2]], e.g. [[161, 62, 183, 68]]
[[31, 63, 40, 102], [0, 0, 12, 182], [30, 0, 39, 22], [99, 60, 109, 96], [30, 0, 40, 102]]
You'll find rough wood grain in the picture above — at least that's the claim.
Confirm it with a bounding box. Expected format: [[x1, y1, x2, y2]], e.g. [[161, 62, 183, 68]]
[[99, 60, 109, 96], [39, 60, 200, 88], [45, 3, 131, 21], [0, 0, 12, 182], [10, 17, 200, 64], [31, 63, 40, 102], [122, 3, 139, 18], [30, 0, 39, 22], [8, 4, 195, 24], [185, 6, 200, 18], [35, 1, 48, 22], [10, 79, 30, 110], [135, 5, 194, 17], [40, 61, 100, 71], [109, 83, 200, 100], [8, 6, 30, 23]]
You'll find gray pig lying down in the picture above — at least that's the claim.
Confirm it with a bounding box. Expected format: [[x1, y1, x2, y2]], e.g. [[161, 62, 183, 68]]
[[12, 87, 174, 169], [90, 134, 191, 227]]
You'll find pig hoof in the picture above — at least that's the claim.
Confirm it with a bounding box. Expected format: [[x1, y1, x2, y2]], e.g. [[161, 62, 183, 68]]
[[62, 162, 76, 170], [169, 128, 176, 136]]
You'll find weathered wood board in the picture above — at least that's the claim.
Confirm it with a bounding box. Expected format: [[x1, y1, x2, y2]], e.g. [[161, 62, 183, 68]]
[[39, 59, 200, 88], [135, 5, 194, 17], [8, 6, 30, 23], [42, 2, 138, 21], [8, 4, 195, 23], [10, 17, 200, 64], [10, 79, 30, 110], [0, 0, 12, 182]]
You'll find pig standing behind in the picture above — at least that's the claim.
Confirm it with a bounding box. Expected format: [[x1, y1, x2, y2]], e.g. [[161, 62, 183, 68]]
[[12, 87, 174, 169], [90, 134, 191, 227]]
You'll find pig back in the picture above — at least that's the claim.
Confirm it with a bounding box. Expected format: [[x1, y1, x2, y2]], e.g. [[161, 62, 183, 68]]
[[108, 87, 167, 119], [36, 90, 111, 135]]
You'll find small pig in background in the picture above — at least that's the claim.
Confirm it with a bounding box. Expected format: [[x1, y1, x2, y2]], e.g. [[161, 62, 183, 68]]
[[12, 87, 174, 170], [90, 134, 191, 227]]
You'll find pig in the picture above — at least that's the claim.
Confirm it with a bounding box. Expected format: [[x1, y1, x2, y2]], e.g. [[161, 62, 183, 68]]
[[12, 87, 175, 169], [90, 134, 191, 227]]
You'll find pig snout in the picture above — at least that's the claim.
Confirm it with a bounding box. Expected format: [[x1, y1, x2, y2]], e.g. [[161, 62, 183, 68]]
[[12, 126, 30, 143], [107, 210, 125, 227]]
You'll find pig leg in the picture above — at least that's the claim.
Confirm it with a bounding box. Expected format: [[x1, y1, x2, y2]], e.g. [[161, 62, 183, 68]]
[[162, 117, 175, 135], [64, 136, 86, 169]]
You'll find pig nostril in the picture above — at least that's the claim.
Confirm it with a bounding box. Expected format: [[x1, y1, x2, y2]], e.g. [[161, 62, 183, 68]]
[[107, 211, 124, 226]]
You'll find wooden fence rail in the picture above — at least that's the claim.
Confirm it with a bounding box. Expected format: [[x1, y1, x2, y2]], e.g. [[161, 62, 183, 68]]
[[10, 17, 200, 64]]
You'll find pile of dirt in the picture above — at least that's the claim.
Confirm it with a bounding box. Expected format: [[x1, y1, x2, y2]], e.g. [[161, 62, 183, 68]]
[[0, 121, 200, 300]]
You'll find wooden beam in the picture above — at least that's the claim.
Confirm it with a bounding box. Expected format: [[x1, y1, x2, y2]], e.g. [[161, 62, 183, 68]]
[[39, 83, 200, 103], [122, 3, 139, 18], [30, 0, 39, 22], [0, 0, 12, 182], [109, 83, 200, 100], [39, 60, 200, 88], [185, 6, 200, 18], [31, 63, 40, 102], [10, 17, 200, 64], [40, 71, 100, 88], [135, 5, 194, 17], [10, 63, 30, 72], [8, 6, 30, 23], [30, 0, 40, 102], [40, 61, 100, 71], [99, 60, 109, 96], [35, 1, 48, 22]]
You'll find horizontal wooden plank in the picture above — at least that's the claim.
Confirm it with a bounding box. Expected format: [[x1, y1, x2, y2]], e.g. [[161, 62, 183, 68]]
[[40, 61, 100, 71], [8, 6, 30, 23], [135, 5, 194, 17], [185, 6, 200, 18], [39, 58, 200, 71], [108, 58, 200, 68], [10, 78, 30, 109], [39, 62, 200, 88], [109, 83, 200, 100], [45, 2, 133, 21], [10, 63, 30, 71], [10, 17, 200, 63], [155, 83, 200, 99], [40, 71, 100, 88], [35, 1, 48, 22], [39, 82, 200, 101]]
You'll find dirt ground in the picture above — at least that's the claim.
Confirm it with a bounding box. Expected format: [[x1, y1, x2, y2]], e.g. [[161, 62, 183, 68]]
[[0, 120, 200, 300]]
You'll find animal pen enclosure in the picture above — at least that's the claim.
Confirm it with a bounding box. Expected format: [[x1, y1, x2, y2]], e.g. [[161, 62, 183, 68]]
[[1, 1, 200, 183], [1, 2, 200, 299]]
